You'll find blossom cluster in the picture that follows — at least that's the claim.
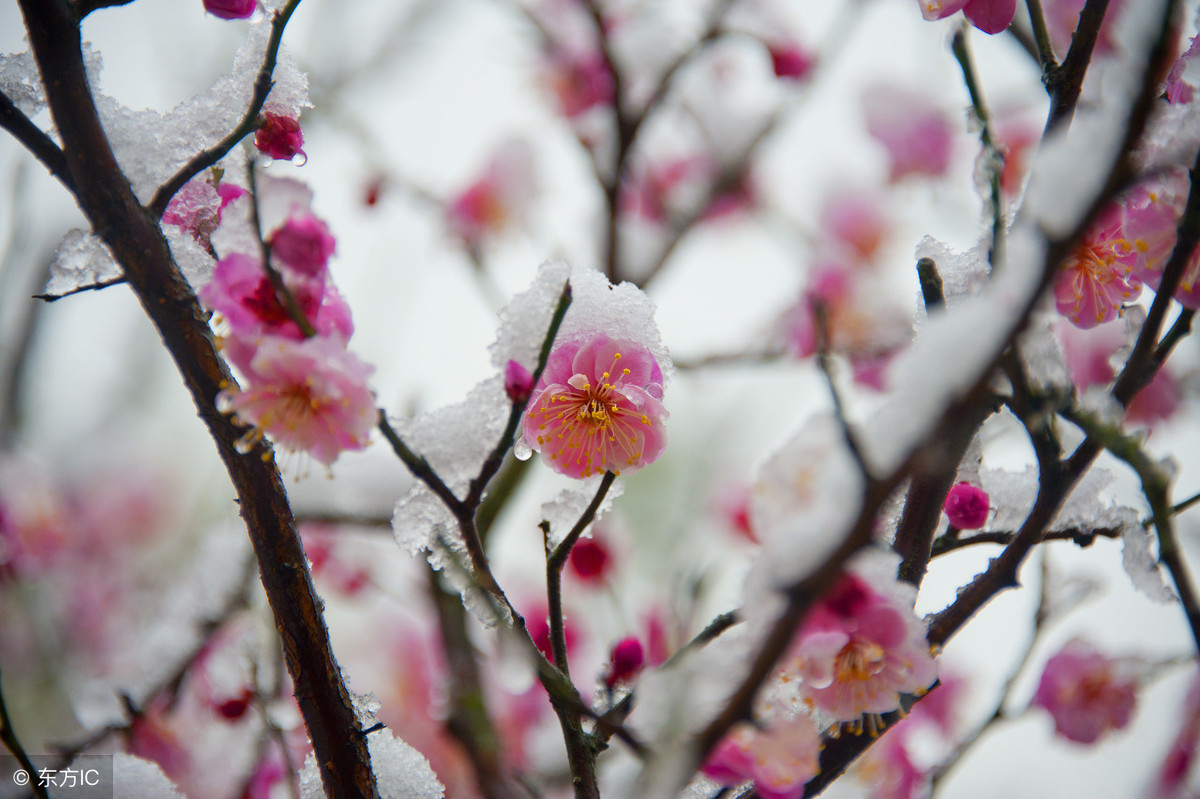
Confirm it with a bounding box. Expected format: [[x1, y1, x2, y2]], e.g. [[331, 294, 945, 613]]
[[703, 558, 939, 798], [164, 172, 375, 466], [1053, 168, 1198, 329]]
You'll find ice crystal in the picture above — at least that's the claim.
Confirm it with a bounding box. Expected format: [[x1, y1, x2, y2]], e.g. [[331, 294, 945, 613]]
[[539, 477, 624, 549], [42, 229, 123, 298], [0, 49, 44, 116], [94, 20, 310, 203]]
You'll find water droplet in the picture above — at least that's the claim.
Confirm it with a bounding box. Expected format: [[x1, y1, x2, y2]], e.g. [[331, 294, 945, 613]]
[[513, 439, 533, 461]]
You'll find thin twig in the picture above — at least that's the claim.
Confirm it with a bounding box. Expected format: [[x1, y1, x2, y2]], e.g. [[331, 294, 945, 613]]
[[246, 159, 316, 337], [0, 90, 75, 192], [0, 666, 48, 799], [147, 0, 303, 218], [32, 275, 127, 302]]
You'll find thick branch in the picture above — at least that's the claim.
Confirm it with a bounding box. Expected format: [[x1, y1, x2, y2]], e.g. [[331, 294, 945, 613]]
[[15, 2, 377, 795]]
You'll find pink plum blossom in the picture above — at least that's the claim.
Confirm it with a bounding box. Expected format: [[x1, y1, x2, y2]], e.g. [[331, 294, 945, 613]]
[[787, 570, 937, 722], [943, 482, 989, 529], [1056, 320, 1180, 425], [1032, 638, 1139, 744], [918, 0, 1016, 35], [504, 359, 535, 405], [255, 111, 306, 163], [1053, 205, 1142, 328], [269, 213, 336, 277], [702, 717, 823, 799], [1153, 669, 1200, 798], [768, 42, 815, 81], [199, 253, 354, 346], [204, 0, 256, 20], [521, 334, 668, 478], [604, 636, 645, 687], [567, 535, 611, 583], [1122, 169, 1200, 309], [545, 49, 614, 118], [1166, 34, 1200, 105], [856, 731, 927, 799], [218, 335, 376, 465], [820, 190, 889, 263], [447, 139, 536, 247], [863, 85, 956, 181], [784, 262, 911, 390]]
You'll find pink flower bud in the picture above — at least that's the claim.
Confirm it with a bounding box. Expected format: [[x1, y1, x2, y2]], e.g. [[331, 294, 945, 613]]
[[768, 43, 815, 81], [204, 0, 256, 20], [605, 636, 645, 687], [944, 482, 989, 530], [568, 536, 611, 583], [255, 112, 306, 163], [214, 688, 254, 721], [270, 213, 336, 278], [504, 359, 535, 405]]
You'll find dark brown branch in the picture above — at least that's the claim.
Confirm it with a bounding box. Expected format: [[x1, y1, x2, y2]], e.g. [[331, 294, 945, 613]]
[[147, 0, 302, 219], [0, 666, 48, 799], [15, 1, 377, 794], [1045, 0, 1112, 129], [0, 91, 75, 193], [428, 568, 521, 799], [74, 0, 136, 16], [931, 524, 1121, 556]]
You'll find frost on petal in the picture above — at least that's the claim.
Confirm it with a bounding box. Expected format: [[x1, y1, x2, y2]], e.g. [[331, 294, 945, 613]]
[[300, 730, 444, 799], [749, 415, 865, 586], [95, 21, 310, 202], [113, 753, 185, 799], [42, 229, 123, 298]]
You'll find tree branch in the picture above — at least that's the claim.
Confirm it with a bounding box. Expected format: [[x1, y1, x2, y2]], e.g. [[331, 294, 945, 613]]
[[0, 90, 75, 193], [15, 1, 378, 794]]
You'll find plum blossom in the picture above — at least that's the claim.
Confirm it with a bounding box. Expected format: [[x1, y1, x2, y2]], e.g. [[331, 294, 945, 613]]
[[1166, 33, 1200, 105], [1053, 205, 1142, 328], [918, 0, 1016, 35], [1122, 169, 1200, 308], [268, 213, 336, 277], [447, 139, 536, 247], [768, 42, 815, 81], [864, 85, 956, 181], [1154, 669, 1200, 798], [1032, 638, 1139, 744], [161, 176, 246, 246], [786, 568, 937, 722], [255, 110, 306, 163], [943, 482, 989, 529], [218, 335, 376, 465], [702, 717, 823, 799], [545, 48, 614, 119], [604, 636, 645, 687], [521, 334, 668, 478], [567, 535, 611, 583], [1056, 320, 1180, 425], [204, 0, 256, 20], [199, 252, 353, 346], [504, 359, 535, 405]]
